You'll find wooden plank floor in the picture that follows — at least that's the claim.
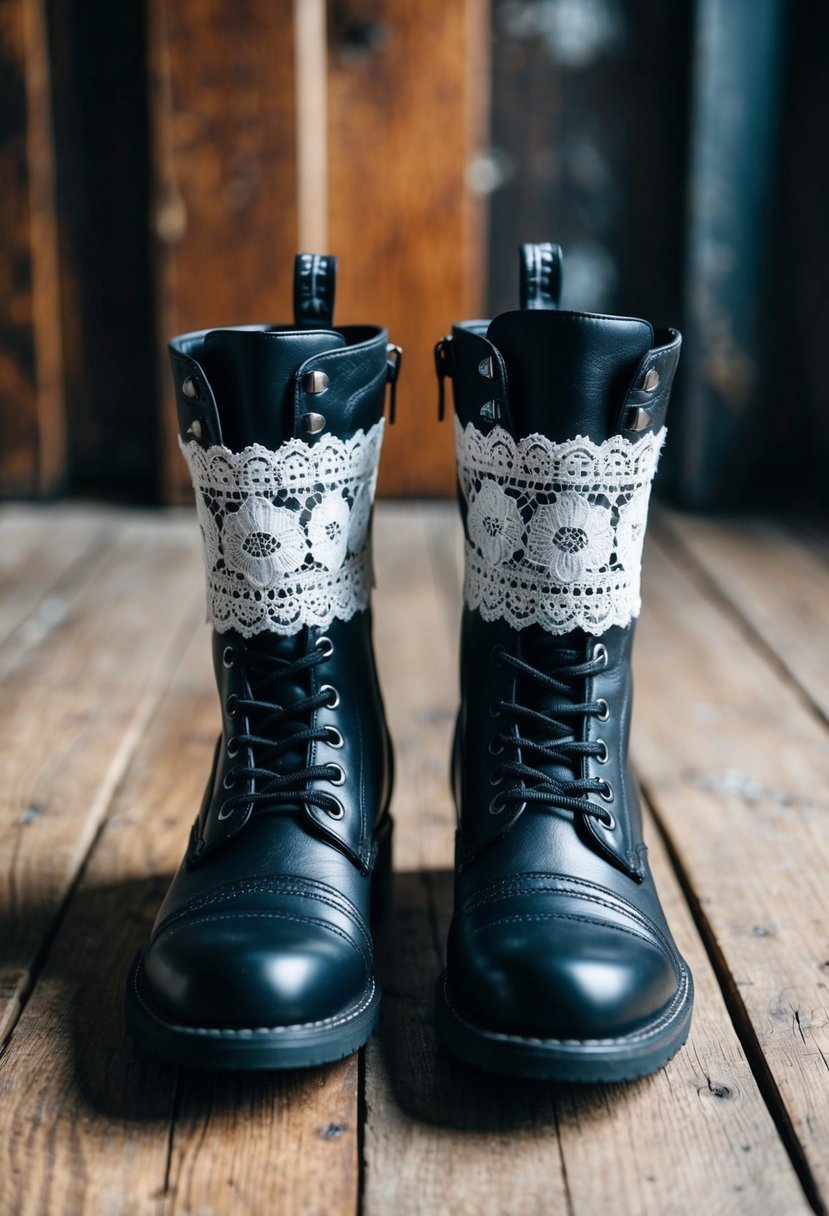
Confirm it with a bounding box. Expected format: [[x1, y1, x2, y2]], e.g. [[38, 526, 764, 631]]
[[0, 501, 827, 1215]]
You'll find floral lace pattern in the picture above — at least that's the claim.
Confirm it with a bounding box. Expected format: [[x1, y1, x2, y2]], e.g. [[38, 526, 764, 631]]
[[455, 418, 666, 635], [180, 421, 384, 637]]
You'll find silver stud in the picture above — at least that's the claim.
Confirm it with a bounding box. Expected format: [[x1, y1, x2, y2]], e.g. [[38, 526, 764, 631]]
[[301, 412, 326, 435], [643, 367, 660, 391], [480, 400, 500, 421], [478, 356, 494, 379], [182, 376, 198, 399], [624, 406, 650, 432], [302, 370, 329, 395], [188, 419, 203, 440]]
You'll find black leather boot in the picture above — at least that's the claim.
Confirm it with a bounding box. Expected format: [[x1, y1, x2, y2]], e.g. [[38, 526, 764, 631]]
[[126, 255, 399, 1069], [433, 243, 693, 1081]]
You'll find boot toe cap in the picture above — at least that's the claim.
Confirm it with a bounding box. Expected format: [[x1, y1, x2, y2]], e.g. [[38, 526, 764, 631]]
[[137, 910, 371, 1030], [450, 900, 680, 1041]]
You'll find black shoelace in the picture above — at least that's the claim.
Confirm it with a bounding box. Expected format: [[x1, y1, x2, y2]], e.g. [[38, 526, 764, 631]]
[[219, 636, 345, 821], [488, 642, 615, 828]]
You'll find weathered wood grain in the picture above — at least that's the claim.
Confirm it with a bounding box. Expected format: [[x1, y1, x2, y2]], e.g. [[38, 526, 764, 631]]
[[633, 531, 829, 1208], [658, 510, 829, 723], [327, 1, 489, 497], [0, 503, 113, 647], [147, 0, 299, 503], [0, 0, 65, 495], [365, 504, 809, 1216], [0, 512, 203, 1045]]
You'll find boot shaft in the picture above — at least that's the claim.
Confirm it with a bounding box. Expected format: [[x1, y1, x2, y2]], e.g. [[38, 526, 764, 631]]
[[168, 255, 399, 641]]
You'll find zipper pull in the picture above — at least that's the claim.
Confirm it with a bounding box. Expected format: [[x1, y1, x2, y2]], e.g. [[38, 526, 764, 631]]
[[385, 344, 402, 424], [434, 335, 453, 421]]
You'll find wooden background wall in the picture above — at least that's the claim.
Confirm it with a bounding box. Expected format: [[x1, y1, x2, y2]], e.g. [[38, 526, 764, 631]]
[[2, 0, 826, 506]]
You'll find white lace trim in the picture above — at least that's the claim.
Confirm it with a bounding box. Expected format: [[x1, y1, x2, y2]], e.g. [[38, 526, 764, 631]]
[[180, 421, 384, 637], [455, 418, 665, 635]]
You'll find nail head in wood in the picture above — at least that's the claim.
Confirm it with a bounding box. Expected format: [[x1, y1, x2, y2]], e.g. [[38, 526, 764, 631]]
[[302, 370, 329, 395]]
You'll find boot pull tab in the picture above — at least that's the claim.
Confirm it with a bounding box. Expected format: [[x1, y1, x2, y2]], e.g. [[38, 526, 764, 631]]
[[385, 343, 402, 424], [519, 242, 563, 310], [435, 335, 454, 420], [293, 253, 337, 327]]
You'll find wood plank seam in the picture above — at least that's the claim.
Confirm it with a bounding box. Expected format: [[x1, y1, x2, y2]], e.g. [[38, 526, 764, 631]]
[[0, 592, 203, 1055], [655, 513, 829, 734], [640, 773, 826, 1216]]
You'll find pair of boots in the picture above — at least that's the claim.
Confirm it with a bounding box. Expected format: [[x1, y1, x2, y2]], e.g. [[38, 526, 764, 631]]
[[125, 246, 693, 1082]]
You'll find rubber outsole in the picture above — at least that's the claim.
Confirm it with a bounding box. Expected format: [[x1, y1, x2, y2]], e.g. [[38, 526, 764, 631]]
[[125, 959, 382, 1070], [434, 970, 694, 1083]]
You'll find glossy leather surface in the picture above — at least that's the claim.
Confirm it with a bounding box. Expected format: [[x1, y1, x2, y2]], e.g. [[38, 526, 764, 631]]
[[441, 246, 692, 1056], [133, 263, 394, 1043]]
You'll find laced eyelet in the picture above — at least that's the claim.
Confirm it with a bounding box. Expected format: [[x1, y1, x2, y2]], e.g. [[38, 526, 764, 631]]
[[226, 736, 239, 758], [595, 738, 609, 764], [327, 763, 346, 786], [225, 693, 238, 717], [222, 770, 238, 790], [489, 701, 502, 719], [599, 780, 615, 802], [599, 810, 616, 830], [490, 644, 505, 667], [325, 800, 345, 820], [596, 698, 610, 722], [593, 642, 608, 668], [488, 736, 504, 755], [320, 684, 340, 709], [489, 768, 504, 787], [217, 802, 235, 821], [222, 646, 235, 669], [489, 794, 505, 815], [315, 635, 334, 658], [325, 726, 344, 749]]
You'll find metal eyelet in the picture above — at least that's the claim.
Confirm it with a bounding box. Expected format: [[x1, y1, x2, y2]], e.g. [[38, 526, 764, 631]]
[[489, 701, 502, 719], [326, 726, 344, 749], [596, 698, 610, 722], [320, 684, 340, 708], [593, 642, 608, 668], [595, 738, 609, 764], [488, 736, 504, 755], [217, 802, 234, 821], [325, 800, 345, 820], [222, 771, 237, 790], [599, 780, 615, 802], [599, 810, 616, 830], [489, 794, 505, 815], [226, 736, 239, 758], [315, 635, 334, 658], [327, 763, 346, 786], [222, 646, 235, 669], [490, 644, 505, 667], [225, 693, 238, 717], [489, 768, 505, 787]]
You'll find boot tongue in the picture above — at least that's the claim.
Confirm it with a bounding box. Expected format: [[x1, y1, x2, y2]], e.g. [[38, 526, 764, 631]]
[[202, 327, 346, 452], [486, 310, 653, 443]]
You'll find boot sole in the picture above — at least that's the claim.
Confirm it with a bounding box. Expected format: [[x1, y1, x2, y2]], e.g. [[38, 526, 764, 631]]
[[125, 961, 382, 1070], [434, 969, 694, 1083]]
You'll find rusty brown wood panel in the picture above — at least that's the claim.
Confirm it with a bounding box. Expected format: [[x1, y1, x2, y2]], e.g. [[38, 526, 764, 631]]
[[148, 0, 300, 503], [327, 0, 490, 497], [0, 0, 65, 496]]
